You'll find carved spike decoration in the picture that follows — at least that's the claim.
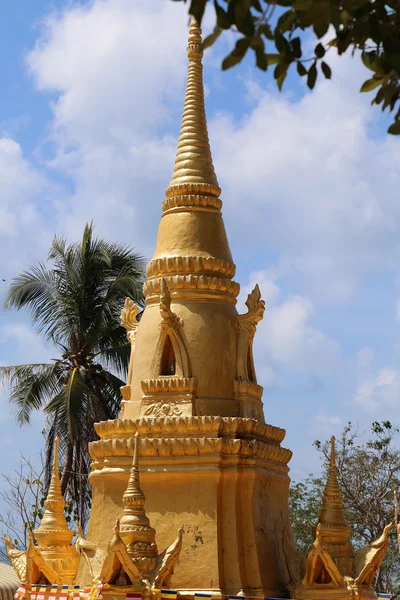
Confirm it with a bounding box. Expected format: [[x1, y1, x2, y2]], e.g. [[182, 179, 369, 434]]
[[355, 523, 393, 586], [120, 298, 141, 341], [152, 526, 184, 588], [238, 284, 265, 334], [159, 278, 180, 330]]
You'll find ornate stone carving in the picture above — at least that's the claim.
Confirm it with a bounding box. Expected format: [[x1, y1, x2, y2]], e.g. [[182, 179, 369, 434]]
[[238, 284, 265, 333], [120, 298, 141, 343], [141, 377, 197, 395], [94, 416, 287, 445], [236, 284, 265, 387], [159, 279, 180, 330], [355, 523, 392, 585], [89, 432, 292, 466], [147, 255, 236, 279], [143, 402, 183, 417], [144, 275, 240, 302], [162, 194, 222, 213]]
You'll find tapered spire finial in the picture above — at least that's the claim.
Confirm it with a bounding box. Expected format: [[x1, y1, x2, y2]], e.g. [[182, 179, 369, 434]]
[[34, 437, 73, 547], [166, 17, 220, 198], [315, 435, 353, 555]]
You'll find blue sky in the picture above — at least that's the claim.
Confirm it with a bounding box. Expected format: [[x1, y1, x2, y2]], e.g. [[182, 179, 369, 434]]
[[0, 0, 399, 503]]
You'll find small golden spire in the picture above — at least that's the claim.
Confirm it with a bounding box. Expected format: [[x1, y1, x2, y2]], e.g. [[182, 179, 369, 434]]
[[166, 17, 220, 198], [119, 433, 158, 568], [319, 436, 346, 527], [316, 436, 352, 553], [34, 437, 73, 547]]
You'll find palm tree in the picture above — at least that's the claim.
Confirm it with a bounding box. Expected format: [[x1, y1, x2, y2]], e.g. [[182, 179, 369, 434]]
[[0, 223, 145, 528]]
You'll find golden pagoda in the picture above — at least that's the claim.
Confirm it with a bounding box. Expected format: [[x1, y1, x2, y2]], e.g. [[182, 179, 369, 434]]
[[289, 437, 392, 600], [81, 17, 294, 597], [7, 13, 393, 600], [6, 438, 79, 586]]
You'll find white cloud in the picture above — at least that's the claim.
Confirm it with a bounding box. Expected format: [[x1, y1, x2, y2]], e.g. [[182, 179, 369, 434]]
[[210, 54, 400, 302], [0, 137, 56, 280], [241, 270, 340, 381], [354, 367, 400, 413], [312, 405, 342, 434], [27, 0, 191, 256], [353, 347, 400, 413]]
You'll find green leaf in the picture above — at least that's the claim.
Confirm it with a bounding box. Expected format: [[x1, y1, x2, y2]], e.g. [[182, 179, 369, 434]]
[[214, 0, 232, 29], [275, 31, 291, 55], [258, 23, 273, 40], [189, 0, 207, 24], [315, 43, 325, 59], [307, 63, 317, 89], [274, 62, 290, 91], [321, 61, 331, 79], [291, 37, 302, 59], [277, 9, 297, 33], [388, 121, 400, 135], [313, 20, 329, 39], [250, 36, 268, 71], [293, 0, 313, 9], [222, 38, 251, 70], [297, 61, 307, 76], [266, 54, 281, 66], [203, 28, 222, 49], [360, 78, 384, 93]]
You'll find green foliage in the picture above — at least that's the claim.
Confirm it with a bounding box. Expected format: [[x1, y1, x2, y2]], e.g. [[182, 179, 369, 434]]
[[0, 223, 145, 528], [290, 421, 400, 594], [180, 0, 400, 135]]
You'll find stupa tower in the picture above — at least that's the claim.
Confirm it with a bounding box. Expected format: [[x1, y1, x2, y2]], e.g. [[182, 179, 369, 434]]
[[316, 437, 353, 573], [125, 18, 258, 421], [85, 18, 294, 597]]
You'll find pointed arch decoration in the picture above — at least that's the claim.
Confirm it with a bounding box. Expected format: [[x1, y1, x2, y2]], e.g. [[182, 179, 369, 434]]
[[302, 525, 343, 587], [140, 278, 196, 418], [155, 278, 191, 378]]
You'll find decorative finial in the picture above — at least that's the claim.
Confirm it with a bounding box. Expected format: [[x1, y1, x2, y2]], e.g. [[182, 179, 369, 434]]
[[166, 15, 220, 198], [119, 432, 158, 573], [34, 437, 73, 547], [314, 434, 352, 551], [330, 436, 336, 472]]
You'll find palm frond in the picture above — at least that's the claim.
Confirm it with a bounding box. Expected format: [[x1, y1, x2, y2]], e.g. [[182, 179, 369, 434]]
[[0, 363, 63, 425]]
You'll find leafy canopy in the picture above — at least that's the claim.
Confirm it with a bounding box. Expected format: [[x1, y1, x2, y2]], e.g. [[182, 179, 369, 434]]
[[179, 0, 400, 135]]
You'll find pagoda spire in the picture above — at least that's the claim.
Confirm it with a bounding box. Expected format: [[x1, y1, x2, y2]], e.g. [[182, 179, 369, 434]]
[[316, 436, 353, 560], [318, 437, 347, 530], [34, 437, 73, 547], [166, 17, 220, 198], [119, 433, 158, 576]]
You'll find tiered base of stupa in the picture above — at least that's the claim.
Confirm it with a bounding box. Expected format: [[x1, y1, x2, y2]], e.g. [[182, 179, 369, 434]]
[[78, 416, 294, 597]]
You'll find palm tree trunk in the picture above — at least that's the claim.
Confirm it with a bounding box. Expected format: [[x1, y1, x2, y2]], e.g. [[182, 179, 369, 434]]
[[61, 441, 73, 495]]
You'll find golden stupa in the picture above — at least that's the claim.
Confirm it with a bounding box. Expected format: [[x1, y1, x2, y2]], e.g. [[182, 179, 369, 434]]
[[288, 438, 392, 600], [6, 15, 392, 600]]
